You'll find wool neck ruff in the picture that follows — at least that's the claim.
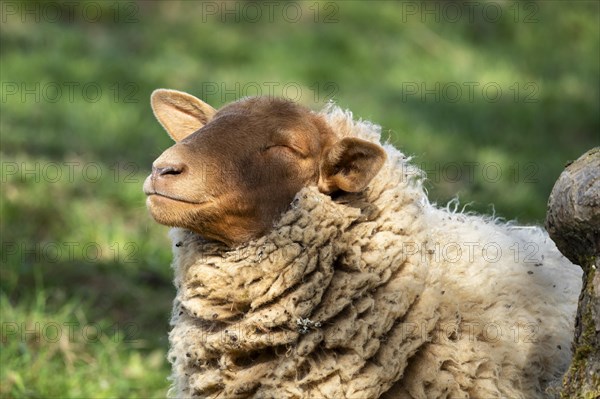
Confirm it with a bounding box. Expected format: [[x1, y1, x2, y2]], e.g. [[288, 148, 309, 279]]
[[168, 181, 430, 398]]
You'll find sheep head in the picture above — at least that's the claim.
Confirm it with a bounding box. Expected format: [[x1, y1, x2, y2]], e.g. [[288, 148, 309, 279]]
[[143, 89, 386, 246]]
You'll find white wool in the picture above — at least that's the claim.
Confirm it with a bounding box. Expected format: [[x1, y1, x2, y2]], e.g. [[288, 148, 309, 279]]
[[166, 104, 582, 398]]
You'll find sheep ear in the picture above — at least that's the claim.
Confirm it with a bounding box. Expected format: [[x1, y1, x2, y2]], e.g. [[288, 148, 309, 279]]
[[318, 138, 386, 194], [150, 89, 217, 142]]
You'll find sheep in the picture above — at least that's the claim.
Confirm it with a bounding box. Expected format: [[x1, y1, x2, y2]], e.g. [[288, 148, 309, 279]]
[[143, 89, 583, 399]]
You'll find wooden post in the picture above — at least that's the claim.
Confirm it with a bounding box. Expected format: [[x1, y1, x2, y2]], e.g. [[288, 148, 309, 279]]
[[546, 147, 600, 398]]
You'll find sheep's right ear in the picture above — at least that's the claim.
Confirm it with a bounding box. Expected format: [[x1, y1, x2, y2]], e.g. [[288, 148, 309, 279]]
[[150, 89, 217, 142]]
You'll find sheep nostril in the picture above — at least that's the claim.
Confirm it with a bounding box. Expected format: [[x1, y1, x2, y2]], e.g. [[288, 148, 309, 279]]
[[160, 166, 180, 175], [153, 164, 185, 178]]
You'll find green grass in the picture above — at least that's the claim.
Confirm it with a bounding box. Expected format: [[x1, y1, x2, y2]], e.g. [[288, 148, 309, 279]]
[[1, 1, 598, 397], [1, 291, 167, 398]]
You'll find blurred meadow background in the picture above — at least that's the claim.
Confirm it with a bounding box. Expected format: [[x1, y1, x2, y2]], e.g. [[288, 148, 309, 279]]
[[1, 1, 598, 397]]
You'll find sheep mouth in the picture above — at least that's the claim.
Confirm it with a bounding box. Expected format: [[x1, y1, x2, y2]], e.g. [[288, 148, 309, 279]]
[[146, 192, 205, 205]]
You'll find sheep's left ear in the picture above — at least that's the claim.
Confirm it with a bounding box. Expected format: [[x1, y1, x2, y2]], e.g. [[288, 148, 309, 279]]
[[318, 138, 386, 194]]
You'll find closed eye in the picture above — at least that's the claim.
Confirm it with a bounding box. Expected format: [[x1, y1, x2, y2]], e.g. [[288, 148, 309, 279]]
[[265, 144, 307, 157]]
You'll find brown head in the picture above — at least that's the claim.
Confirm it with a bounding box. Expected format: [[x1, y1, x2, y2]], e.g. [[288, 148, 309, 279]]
[[143, 89, 386, 247]]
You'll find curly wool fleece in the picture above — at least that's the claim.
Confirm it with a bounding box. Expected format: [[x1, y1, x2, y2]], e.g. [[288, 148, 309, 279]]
[[167, 105, 583, 399]]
